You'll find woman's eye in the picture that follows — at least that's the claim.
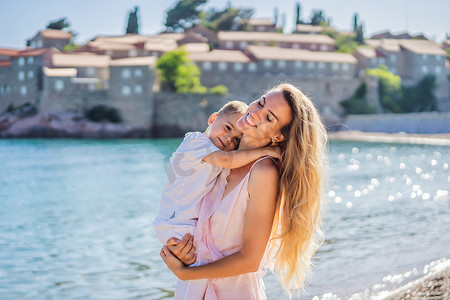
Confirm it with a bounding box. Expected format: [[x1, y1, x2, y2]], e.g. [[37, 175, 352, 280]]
[[258, 99, 263, 107], [267, 115, 272, 122]]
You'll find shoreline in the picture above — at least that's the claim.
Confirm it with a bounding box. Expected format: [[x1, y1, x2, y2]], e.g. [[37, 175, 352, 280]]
[[378, 262, 450, 300], [328, 131, 450, 146]]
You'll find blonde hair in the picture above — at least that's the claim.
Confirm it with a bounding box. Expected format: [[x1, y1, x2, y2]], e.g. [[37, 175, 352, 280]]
[[217, 100, 248, 116], [266, 83, 328, 297]]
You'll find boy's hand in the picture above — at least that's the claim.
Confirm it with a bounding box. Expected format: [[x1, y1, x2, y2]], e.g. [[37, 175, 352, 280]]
[[166, 237, 180, 246], [265, 146, 281, 161], [166, 233, 197, 266]]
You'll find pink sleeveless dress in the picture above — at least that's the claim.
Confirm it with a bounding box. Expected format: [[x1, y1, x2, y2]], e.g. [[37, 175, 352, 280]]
[[174, 157, 274, 300]]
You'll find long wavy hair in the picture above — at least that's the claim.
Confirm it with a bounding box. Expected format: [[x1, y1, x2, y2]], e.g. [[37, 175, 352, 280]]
[[265, 83, 328, 297]]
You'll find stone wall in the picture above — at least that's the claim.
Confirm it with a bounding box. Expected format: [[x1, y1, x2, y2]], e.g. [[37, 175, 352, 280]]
[[153, 92, 228, 137], [341, 112, 450, 134]]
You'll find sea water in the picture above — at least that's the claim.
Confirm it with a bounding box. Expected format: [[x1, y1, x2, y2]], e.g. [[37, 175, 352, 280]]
[[0, 139, 448, 299]]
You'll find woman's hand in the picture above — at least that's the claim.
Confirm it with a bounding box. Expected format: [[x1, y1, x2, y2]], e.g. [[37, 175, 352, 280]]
[[166, 233, 197, 266], [160, 245, 188, 280]]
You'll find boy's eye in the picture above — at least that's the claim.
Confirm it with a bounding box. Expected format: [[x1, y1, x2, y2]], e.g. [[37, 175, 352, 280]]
[[234, 137, 241, 144], [225, 125, 231, 132]]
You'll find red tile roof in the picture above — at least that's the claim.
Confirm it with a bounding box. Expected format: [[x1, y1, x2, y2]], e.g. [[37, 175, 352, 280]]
[[0, 60, 12, 67], [0, 48, 20, 56], [14, 48, 50, 57]]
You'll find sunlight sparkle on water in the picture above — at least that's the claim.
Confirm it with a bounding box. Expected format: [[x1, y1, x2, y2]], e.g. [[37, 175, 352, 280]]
[[346, 201, 353, 208], [431, 159, 437, 166], [422, 193, 431, 200], [334, 196, 342, 203], [352, 147, 359, 154], [328, 191, 336, 198], [346, 185, 353, 191], [399, 163, 406, 169]]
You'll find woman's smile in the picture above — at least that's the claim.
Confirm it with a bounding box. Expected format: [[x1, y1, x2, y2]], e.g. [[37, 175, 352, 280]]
[[244, 113, 257, 127]]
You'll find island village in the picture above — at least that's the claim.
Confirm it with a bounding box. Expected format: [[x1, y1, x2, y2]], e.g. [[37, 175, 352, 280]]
[[0, 6, 449, 138]]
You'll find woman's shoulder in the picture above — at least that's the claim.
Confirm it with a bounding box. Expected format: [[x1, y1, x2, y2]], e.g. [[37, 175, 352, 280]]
[[249, 157, 280, 184]]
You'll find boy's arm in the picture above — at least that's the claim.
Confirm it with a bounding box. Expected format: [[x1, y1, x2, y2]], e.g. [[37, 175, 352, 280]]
[[202, 146, 280, 169]]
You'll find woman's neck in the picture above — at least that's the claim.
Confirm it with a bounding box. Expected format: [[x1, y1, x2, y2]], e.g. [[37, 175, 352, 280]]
[[238, 134, 270, 150]]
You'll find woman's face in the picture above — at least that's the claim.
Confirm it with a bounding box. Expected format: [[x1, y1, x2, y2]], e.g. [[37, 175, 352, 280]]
[[237, 90, 293, 141]]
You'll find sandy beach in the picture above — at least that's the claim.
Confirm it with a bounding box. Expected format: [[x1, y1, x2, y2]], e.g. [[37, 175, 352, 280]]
[[328, 131, 450, 146]]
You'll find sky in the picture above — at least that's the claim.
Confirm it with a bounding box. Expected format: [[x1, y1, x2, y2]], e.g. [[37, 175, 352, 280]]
[[1, 0, 449, 49]]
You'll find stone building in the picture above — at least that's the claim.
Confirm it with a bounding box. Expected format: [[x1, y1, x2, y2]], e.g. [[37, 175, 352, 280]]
[[0, 48, 55, 112], [293, 24, 324, 35], [49, 53, 111, 90], [246, 18, 277, 32], [29, 29, 72, 50], [244, 45, 357, 78], [189, 49, 252, 78], [217, 31, 334, 51]]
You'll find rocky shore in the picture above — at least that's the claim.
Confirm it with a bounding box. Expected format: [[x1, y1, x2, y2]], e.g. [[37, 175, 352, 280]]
[[0, 110, 149, 138], [382, 264, 450, 300]]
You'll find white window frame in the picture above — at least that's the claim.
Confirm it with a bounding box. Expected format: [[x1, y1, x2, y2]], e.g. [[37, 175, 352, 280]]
[[129, 49, 138, 57], [134, 68, 143, 77], [239, 41, 248, 49], [18, 57, 25, 66], [27, 70, 34, 79], [20, 85, 27, 96], [435, 66, 441, 74], [86, 67, 96, 76], [218, 62, 227, 71], [264, 59, 272, 68], [18, 71, 25, 81], [248, 62, 257, 72], [332, 62, 339, 71], [307, 61, 315, 69], [233, 62, 243, 72], [390, 54, 397, 62], [422, 54, 428, 61], [422, 65, 428, 74], [277, 60, 286, 68], [294, 61, 303, 69], [225, 41, 234, 49], [317, 62, 325, 70], [122, 85, 131, 95], [203, 61, 212, 71], [121, 68, 131, 79], [134, 85, 143, 94], [342, 63, 350, 71], [27, 57, 34, 64], [55, 80, 64, 91]]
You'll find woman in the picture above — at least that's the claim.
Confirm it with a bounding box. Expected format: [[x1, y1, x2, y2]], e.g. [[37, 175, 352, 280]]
[[161, 83, 328, 298]]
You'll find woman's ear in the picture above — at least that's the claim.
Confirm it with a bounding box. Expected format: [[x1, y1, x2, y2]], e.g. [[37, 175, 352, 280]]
[[208, 112, 218, 125], [273, 134, 285, 143]]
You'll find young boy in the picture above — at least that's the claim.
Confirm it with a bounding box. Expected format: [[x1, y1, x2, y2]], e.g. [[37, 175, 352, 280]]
[[153, 101, 279, 247]]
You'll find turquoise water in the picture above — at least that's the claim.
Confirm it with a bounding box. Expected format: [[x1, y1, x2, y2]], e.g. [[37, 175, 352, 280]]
[[0, 139, 448, 299]]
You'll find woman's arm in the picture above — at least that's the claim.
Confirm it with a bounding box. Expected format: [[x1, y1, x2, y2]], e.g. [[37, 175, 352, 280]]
[[161, 160, 279, 280], [202, 146, 280, 169]]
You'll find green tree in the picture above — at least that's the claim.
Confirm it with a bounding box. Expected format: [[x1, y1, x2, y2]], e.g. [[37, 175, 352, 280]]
[[335, 35, 358, 53], [200, 5, 253, 31], [295, 2, 302, 25], [401, 75, 437, 112], [126, 7, 139, 34], [340, 82, 377, 114], [366, 66, 403, 113], [165, 0, 207, 31], [355, 24, 364, 44], [156, 47, 207, 93], [86, 105, 122, 123], [46, 18, 70, 30], [310, 10, 325, 26], [352, 13, 358, 32]]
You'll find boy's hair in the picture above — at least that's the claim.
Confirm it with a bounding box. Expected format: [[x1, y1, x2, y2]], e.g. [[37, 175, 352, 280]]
[[217, 100, 248, 116]]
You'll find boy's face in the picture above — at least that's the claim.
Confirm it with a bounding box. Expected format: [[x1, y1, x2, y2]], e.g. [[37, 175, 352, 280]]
[[206, 112, 243, 151]]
